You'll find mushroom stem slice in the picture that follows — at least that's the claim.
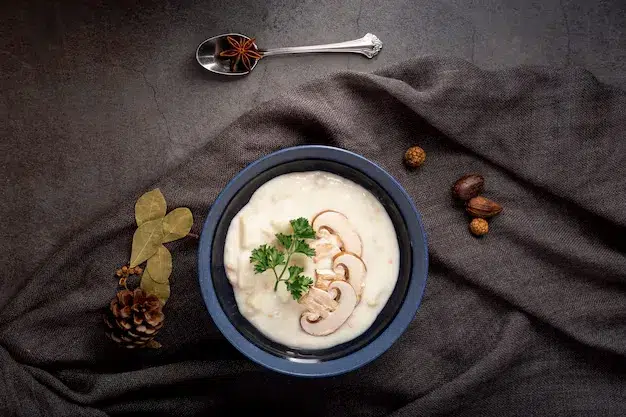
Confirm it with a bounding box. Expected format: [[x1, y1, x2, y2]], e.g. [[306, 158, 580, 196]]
[[299, 287, 339, 320], [314, 268, 345, 291], [312, 241, 341, 264], [316, 228, 343, 248], [332, 252, 367, 299], [300, 281, 357, 336], [311, 210, 362, 257]]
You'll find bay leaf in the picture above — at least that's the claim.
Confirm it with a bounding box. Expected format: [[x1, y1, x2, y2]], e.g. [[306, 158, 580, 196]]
[[130, 219, 164, 268], [146, 245, 172, 284], [162, 207, 193, 243], [140, 269, 170, 305], [135, 189, 166, 226]]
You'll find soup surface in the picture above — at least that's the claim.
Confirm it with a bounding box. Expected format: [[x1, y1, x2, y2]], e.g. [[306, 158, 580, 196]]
[[223, 171, 400, 349]]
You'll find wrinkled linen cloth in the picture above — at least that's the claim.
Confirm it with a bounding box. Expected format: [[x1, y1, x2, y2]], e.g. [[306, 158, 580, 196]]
[[1, 57, 625, 416]]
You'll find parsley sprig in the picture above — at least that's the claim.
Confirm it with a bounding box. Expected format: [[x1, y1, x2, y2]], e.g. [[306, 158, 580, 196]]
[[250, 218, 315, 300]]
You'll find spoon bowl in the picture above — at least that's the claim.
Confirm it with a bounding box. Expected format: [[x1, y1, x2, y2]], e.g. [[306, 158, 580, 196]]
[[196, 33, 260, 76]]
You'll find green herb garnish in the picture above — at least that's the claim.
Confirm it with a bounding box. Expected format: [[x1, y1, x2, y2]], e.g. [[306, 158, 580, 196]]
[[250, 218, 315, 300]]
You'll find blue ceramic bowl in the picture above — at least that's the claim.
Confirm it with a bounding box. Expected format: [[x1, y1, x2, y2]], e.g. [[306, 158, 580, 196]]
[[198, 146, 428, 377]]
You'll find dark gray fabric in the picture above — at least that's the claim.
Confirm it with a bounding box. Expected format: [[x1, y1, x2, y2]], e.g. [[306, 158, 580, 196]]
[[1, 57, 625, 416]]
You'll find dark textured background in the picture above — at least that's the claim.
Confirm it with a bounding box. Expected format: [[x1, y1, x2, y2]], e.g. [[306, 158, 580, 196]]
[[1, 0, 625, 278], [2, 56, 625, 415]]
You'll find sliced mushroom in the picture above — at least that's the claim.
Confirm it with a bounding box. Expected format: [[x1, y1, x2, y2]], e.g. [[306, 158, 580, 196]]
[[311, 228, 342, 268], [332, 252, 367, 298], [312, 210, 362, 257], [314, 268, 345, 291], [299, 287, 339, 320], [316, 228, 343, 248], [311, 241, 341, 264], [300, 281, 357, 336]]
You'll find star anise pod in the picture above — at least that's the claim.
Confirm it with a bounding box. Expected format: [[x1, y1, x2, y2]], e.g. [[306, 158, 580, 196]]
[[219, 36, 263, 71]]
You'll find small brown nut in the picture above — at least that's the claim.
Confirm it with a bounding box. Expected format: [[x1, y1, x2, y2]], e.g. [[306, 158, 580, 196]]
[[452, 174, 484, 201], [469, 218, 488, 236], [134, 266, 143, 275], [121, 265, 128, 273], [404, 146, 426, 168], [466, 196, 502, 218]]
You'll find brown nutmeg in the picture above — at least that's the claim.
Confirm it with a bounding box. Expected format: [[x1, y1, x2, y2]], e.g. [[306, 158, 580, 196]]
[[466, 196, 502, 218], [452, 174, 484, 201], [469, 218, 488, 236], [404, 146, 426, 168]]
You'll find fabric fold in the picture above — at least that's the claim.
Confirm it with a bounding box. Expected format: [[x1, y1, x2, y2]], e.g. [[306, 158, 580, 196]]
[[2, 57, 625, 416]]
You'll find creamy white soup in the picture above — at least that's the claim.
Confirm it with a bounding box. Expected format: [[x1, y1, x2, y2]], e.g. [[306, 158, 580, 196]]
[[223, 171, 400, 349]]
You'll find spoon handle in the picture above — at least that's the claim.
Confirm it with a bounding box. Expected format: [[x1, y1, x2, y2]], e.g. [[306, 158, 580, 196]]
[[260, 33, 382, 58]]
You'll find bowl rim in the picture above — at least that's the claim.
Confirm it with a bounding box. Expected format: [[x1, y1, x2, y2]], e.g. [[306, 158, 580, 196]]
[[198, 145, 429, 377]]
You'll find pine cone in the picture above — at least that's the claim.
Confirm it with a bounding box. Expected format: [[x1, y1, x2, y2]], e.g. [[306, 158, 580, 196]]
[[104, 288, 164, 348]]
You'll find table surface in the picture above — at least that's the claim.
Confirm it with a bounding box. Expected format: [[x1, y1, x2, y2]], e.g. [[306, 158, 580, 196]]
[[2, 0, 625, 273]]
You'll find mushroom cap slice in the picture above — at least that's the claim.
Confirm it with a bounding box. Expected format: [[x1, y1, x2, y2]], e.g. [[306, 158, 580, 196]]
[[300, 281, 357, 336], [312, 211, 362, 257], [332, 252, 367, 298]]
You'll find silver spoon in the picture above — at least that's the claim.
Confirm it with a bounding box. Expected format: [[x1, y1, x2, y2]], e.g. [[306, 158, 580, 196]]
[[196, 33, 382, 76]]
